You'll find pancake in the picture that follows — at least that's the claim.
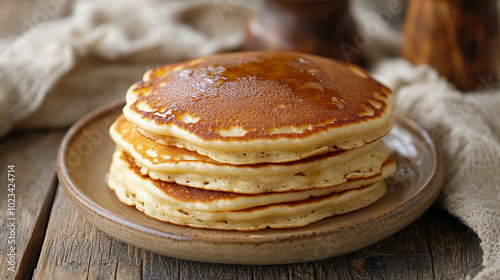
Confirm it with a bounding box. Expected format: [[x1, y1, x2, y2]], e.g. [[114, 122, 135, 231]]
[[107, 149, 389, 231], [109, 51, 397, 231], [110, 114, 393, 193], [123, 51, 395, 164], [109, 147, 396, 211]]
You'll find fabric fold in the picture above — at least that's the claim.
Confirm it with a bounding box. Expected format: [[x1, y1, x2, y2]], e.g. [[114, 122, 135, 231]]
[[373, 59, 500, 280]]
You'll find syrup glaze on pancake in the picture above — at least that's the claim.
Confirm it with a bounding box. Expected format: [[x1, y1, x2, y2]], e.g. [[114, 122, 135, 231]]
[[125, 51, 393, 145]]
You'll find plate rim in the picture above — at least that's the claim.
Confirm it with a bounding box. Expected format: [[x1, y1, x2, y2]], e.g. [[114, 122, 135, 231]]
[[57, 101, 444, 259]]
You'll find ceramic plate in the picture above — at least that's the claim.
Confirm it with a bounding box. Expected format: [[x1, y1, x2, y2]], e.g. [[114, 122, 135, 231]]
[[57, 102, 444, 265]]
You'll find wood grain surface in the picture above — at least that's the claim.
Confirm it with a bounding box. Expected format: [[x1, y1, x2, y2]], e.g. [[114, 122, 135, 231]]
[[0, 131, 65, 280], [31, 186, 484, 279], [402, 0, 499, 92], [0, 1, 484, 279]]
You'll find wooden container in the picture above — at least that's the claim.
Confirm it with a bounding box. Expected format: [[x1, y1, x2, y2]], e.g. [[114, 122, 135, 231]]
[[243, 0, 361, 64], [402, 0, 499, 92]]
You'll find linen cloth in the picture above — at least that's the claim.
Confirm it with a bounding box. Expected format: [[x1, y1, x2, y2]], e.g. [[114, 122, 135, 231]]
[[373, 60, 500, 280], [1, 1, 499, 279]]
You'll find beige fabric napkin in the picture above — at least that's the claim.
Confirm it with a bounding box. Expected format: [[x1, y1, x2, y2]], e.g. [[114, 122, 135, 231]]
[[373, 59, 500, 280], [355, 2, 500, 277], [1, 1, 499, 279]]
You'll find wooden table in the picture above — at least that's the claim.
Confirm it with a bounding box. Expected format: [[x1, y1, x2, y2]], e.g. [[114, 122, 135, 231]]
[[0, 1, 484, 279]]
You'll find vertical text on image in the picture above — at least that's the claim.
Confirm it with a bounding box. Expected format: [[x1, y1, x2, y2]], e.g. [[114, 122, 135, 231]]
[[6, 164, 17, 273]]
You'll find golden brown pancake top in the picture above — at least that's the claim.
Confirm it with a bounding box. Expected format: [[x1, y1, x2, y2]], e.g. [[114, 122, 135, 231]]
[[128, 51, 392, 141]]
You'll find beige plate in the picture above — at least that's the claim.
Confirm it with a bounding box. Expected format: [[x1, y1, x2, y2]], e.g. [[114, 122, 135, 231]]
[[57, 102, 444, 265]]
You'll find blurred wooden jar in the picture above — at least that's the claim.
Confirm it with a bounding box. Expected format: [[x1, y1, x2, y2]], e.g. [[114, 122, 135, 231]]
[[402, 0, 499, 92], [243, 0, 361, 64]]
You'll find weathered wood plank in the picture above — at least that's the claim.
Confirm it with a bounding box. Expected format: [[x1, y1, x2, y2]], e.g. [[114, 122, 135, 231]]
[[33, 187, 141, 280], [33, 181, 482, 280], [0, 131, 65, 280], [420, 208, 483, 279], [316, 207, 482, 280]]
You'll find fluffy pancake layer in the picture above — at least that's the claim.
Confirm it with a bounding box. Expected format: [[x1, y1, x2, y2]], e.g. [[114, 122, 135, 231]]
[[123, 51, 395, 164], [107, 149, 389, 231], [111, 115, 392, 193], [108, 51, 397, 231]]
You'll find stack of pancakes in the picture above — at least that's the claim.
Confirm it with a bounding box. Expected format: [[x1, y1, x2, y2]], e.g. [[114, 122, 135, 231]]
[[107, 51, 396, 231]]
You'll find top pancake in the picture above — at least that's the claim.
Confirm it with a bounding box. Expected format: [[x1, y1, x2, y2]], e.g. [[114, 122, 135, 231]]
[[123, 51, 394, 164]]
